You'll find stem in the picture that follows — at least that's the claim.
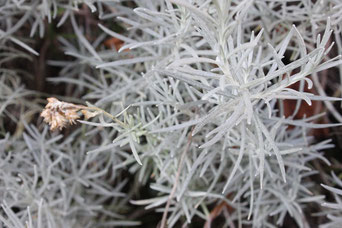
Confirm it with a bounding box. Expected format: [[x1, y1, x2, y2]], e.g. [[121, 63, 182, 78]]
[[160, 128, 194, 228], [82, 105, 126, 127]]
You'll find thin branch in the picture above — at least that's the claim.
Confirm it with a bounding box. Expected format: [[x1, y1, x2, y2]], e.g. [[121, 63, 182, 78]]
[[160, 128, 194, 228]]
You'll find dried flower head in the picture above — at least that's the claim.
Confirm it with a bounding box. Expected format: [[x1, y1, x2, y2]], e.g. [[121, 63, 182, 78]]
[[41, 97, 83, 131]]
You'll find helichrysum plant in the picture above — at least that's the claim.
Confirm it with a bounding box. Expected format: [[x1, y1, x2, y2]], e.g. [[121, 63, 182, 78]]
[[1, 0, 342, 227]]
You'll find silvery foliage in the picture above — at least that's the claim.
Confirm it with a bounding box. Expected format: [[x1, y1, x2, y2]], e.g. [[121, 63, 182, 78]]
[[321, 173, 342, 228], [0, 125, 140, 228], [0, 0, 117, 55], [0, 1, 140, 227], [0, 77, 139, 226], [2, 0, 342, 227]]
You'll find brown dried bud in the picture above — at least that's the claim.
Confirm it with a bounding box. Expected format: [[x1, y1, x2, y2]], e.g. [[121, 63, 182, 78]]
[[41, 97, 82, 131]]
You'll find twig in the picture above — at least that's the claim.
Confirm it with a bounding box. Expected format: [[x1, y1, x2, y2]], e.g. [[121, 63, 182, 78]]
[[159, 128, 194, 228]]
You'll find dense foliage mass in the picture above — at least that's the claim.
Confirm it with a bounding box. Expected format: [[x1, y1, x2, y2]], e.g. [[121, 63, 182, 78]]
[[1, 0, 342, 227]]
